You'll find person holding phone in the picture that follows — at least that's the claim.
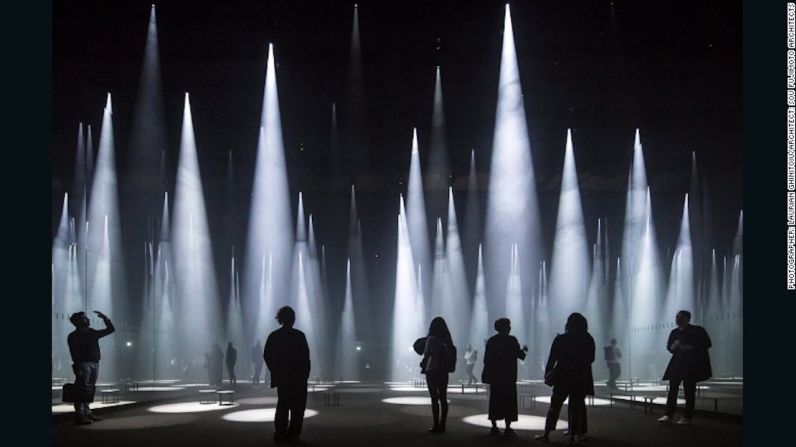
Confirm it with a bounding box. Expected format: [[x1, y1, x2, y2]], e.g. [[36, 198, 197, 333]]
[[67, 310, 115, 425]]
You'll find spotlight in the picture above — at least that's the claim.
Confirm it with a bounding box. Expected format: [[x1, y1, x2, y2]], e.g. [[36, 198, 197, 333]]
[[356, 346, 362, 352], [126, 341, 133, 347]]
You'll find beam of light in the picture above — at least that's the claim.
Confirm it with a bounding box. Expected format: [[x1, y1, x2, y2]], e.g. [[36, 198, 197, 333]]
[[245, 44, 293, 347], [407, 128, 432, 306], [621, 130, 648, 277], [468, 244, 489, 354], [445, 187, 470, 345], [462, 414, 567, 431], [484, 4, 542, 323], [391, 195, 420, 382], [726, 210, 743, 377], [585, 218, 608, 371], [254, 253, 273, 347], [704, 249, 724, 374], [128, 3, 167, 202], [463, 150, 482, 293], [337, 259, 359, 381], [549, 129, 590, 336], [225, 248, 244, 375], [627, 188, 664, 381], [173, 93, 221, 362], [426, 66, 450, 218], [608, 258, 627, 362], [69, 123, 87, 227], [347, 186, 371, 347], [533, 261, 550, 376], [291, 194, 319, 379], [307, 214, 330, 379], [52, 193, 82, 378], [688, 152, 704, 316], [155, 193, 177, 380], [504, 244, 527, 378], [341, 3, 366, 171], [135, 236, 156, 380], [430, 218, 448, 323], [664, 195, 695, 322], [86, 94, 125, 381]]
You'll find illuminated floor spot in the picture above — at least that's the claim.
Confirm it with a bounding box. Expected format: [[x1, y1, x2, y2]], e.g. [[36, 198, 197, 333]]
[[52, 401, 136, 414], [462, 414, 567, 431], [148, 402, 239, 413], [222, 408, 318, 422], [382, 397, 450, 405], [135, 386, 186, 392], [84, 414, 196, 430], [237, 397, 279, 405], [533, 396, 612, 406]]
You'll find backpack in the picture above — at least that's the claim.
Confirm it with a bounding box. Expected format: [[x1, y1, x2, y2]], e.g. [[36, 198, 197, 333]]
[[444, 343, 457, 373]]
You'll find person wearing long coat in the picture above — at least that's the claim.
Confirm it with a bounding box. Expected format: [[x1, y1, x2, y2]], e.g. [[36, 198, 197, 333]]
[[658, 310, 712, 425], [481, 318, 528, 436], [536, 313, 595, 444]]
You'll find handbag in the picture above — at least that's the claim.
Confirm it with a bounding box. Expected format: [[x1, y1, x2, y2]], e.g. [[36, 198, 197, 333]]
[[62, 383, 78, 403], [544, 363, 561, 387]]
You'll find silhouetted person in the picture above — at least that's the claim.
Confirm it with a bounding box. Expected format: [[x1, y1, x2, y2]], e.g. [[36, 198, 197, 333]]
[[464, 344, 478, 386], [210, 343, 224, 386], [535, 313, 595, 444], [657, 310, 712, 425], [420, 317, 454, 433], [604, 338, 622, 389], [67, 310, 115, 425], [251, 340, 264, 385], [264, 306, 311, 443], [482, 318, 528, 437], [226, 342, 238, 384]]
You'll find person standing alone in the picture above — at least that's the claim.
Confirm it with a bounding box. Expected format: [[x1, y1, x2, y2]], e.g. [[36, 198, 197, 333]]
[[264, 306, 311, 443], [67, 310, 115, 425]]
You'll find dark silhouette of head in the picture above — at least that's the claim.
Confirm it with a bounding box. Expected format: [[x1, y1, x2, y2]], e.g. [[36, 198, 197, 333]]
[[276, 306, 296, 327], [610, 338, 617, 346], [565, 313, 588, 334], [428, 317, 452, 342], [227, 342, 234, 349], [69, 312, 89, 328], [494, 318, 511, 335], [676, 310, 691, 327]]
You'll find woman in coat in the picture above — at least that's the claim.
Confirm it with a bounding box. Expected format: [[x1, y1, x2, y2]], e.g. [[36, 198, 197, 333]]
[[420, 317, 453, 433], [535, 313, 595, 444], [481, 318, 528, 436]]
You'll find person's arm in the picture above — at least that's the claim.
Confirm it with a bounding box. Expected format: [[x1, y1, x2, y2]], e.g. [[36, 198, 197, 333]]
[[666, 330, 678, 353], [263, 335, 273, 370], [587, 335, 596, 364], [515, 337, 528, 361], [544, 337, 558, 374], [703, 327, 712, 350], [94, 311, 115, 338], [421, 336, 433, 366]]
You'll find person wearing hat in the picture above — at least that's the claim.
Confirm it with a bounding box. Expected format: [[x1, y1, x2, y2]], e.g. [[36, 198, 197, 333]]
[[67, 310, 115, 425]]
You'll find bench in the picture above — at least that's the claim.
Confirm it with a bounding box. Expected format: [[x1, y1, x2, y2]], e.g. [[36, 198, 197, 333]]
[[217, 390, 235, 406], [199, 389, 216, 404], [100, 389, 120, 404]]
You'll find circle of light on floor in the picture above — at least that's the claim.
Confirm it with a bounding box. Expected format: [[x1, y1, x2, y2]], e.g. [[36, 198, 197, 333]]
[[52, 401, 136, 414], [135, 386, 186, 392], [222, 408, 319, 422], [462, 414, 567, 431], [382, 397, 451, 405], [533, 396, 612, 406], [237, 397, 279, 405], [389, 386, 428, 392], [148, 402, 240, 413]]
